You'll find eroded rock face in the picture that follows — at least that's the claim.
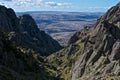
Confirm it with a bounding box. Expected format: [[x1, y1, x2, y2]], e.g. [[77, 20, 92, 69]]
[[71, 2, 120, 80], [0, 5, 62, 56]]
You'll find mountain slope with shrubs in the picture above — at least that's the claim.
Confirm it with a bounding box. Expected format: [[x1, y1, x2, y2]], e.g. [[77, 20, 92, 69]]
[[0, 5, 62, 80]]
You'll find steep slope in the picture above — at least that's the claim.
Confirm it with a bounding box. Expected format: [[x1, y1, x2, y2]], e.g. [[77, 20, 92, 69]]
[[16, 14, 62, 56], [0, 5, 62, 56], [0, 32, 61, 80], [0, 5, 19, 32], [71, 2, 120, 80], [48, 2, 120, 80], [0, 5, 63, 80], [47, 28, 89, 80]]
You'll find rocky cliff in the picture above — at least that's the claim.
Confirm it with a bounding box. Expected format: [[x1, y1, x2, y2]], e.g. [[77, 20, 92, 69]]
[[48, 2, 120, 80], [0, 5, 62, 56], [71, 2, 120, 80]]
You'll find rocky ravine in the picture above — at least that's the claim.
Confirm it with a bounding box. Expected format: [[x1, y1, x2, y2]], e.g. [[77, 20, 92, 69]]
[[0, 5, 62, 56], [1, 2, 120, 80], [48, 2, 120, 80]]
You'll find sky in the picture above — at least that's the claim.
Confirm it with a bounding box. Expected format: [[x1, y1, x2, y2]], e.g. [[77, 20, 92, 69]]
[[0, 0, 120, 12]]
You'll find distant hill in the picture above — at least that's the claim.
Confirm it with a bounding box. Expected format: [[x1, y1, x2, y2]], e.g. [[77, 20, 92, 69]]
[[17, 11, 103, 45]]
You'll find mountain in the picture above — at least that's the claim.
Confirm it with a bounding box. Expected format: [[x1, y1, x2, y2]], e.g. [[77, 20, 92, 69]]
[[0, 5, 64, 80], [0, 5, 62, 56], [71, 2, 120, 80], [17, 11, 103, 45], [47, 2, 120, 80]]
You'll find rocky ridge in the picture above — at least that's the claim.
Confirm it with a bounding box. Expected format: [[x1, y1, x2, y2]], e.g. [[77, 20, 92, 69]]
[[71, 2, 120, 80], [48, 2, 120, 80]]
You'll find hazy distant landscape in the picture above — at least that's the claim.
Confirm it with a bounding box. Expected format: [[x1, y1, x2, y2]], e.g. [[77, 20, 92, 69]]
[[17, 11, 103, 45]]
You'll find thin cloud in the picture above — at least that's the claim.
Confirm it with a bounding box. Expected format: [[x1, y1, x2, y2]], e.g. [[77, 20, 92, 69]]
[[45, 2, 71, 8], [0, 0, 72, 11], [1, 0, 71, 7]]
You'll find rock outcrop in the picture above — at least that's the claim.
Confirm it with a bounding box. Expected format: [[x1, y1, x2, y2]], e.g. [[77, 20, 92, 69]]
[[71, 2, 120, 80]]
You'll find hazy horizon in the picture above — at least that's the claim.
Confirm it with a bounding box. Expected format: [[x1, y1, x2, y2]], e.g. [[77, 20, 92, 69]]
[[16, 10, 105, 13]]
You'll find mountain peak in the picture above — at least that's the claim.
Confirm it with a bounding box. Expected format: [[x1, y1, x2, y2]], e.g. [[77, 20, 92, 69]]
[[117, 2, 120, 6], [19, 14, 40, 33], [100, 2, 120, 24], [0, 5, 19, 32]]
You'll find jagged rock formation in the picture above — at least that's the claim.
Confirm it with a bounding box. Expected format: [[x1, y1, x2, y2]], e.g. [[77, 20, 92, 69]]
[[47, 28, 91, 80], [71, 2, 120, 80], [48, 2, 120, 80], [0, 5, 62, 56]]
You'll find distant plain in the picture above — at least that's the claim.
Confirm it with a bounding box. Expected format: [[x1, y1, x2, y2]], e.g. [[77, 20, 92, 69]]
[[17, 11, 103, 46]]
